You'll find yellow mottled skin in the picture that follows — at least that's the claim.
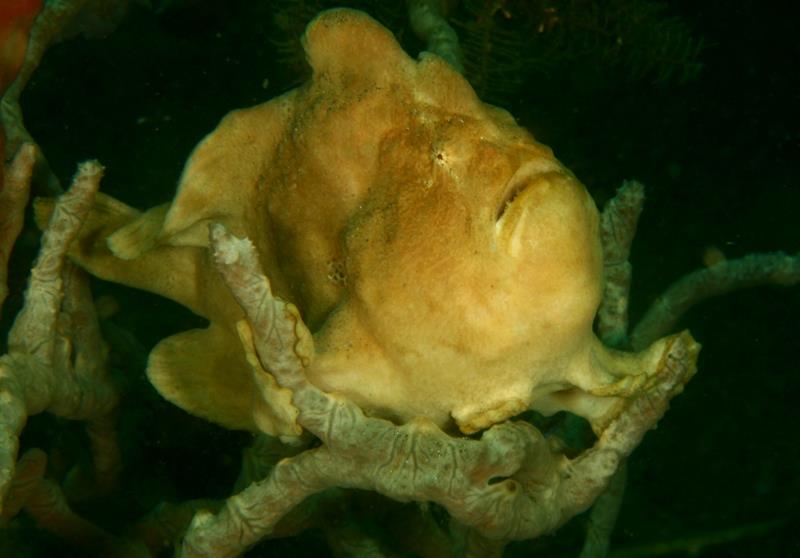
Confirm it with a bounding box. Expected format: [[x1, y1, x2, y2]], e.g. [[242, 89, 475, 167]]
[[38, 9, 674, 437]]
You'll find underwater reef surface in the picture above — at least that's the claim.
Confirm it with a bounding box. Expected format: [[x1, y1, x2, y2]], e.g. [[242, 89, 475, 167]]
[[1, 0, 798, 556]]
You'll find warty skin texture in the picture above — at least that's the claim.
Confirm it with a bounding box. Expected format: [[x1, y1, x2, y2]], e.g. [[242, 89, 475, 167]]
[[37, 9, 678, 438]]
